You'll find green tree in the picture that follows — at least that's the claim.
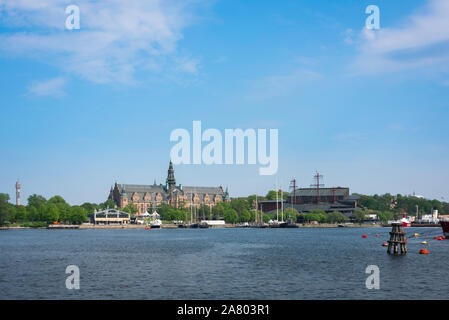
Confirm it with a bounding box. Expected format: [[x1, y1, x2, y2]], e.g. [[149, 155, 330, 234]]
[[213, 202, 232, 219], [284, 207, 299, 220], [8, 205, 17, 222], [44, 203, 59, 223], [265, 190, 289, 200], [123, 203, 138, 215], [100, 199, 116, 210], [326, 211, 348, 223], [81, 202, 100, 214], [15, 206, 27, 221], [239, 209, 251, 222], [27, 206, 38, 221], [68, 206, 87, 224], [0, 194, 10, 225], [27, 194, 47, 209], [263, 214, 271, 223], [223, 208, 238, 224], [353, 210, 366, 225], [48, 195, 68, 206]]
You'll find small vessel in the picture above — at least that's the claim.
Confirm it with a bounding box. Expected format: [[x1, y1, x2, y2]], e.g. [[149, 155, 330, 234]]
[[199, 222, 209, 228], [150, 218, 162, 229], [279, 218, 298, 228], [440, 218, 449, 238]]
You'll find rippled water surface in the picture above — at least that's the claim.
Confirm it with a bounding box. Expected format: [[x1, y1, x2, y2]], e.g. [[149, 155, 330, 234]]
[[0, 227, 448, 299]]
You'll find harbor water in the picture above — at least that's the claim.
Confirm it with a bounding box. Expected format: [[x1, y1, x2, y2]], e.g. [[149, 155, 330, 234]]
[[0, 227, 448, 299]]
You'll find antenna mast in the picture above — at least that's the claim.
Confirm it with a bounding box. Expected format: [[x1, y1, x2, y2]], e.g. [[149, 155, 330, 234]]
[[310, 172, 324, 203]]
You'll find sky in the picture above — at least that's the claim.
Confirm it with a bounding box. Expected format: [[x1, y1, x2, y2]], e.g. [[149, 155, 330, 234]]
[[1, 0, 449, 205]]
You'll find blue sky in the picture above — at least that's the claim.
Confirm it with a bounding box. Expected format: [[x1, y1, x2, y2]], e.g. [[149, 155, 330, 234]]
[[1, 0, 449, 205]]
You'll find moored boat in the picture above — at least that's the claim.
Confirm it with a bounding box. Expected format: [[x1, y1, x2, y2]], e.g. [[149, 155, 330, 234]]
[[440, 218, 449, 238], [279, 218, 298, 228], [150, 218, 162, 229]]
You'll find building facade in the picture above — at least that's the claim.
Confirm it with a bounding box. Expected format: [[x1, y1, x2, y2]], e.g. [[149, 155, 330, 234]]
[[108, 161, 229, 214], [258, 187, 359, 216]]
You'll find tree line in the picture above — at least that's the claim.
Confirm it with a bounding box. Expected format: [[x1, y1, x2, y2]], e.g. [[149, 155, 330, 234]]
[[0, 194, 116, 227]]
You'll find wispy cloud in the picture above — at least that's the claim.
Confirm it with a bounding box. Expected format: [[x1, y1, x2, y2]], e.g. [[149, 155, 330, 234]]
[[28, 77, 66, 97], [351, 0, 449, 75], [0, 0, 204, 84]]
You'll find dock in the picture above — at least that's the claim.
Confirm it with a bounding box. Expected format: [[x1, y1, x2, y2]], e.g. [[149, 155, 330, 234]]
[[47, 224, 80, 229]]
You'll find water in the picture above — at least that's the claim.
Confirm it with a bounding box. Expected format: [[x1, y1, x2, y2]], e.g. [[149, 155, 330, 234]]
[[0, 227, 448, 299]]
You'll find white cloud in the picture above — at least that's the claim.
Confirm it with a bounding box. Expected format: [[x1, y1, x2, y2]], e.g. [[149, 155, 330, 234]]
[[28, 77, 66, 96], [0, 0, 203, 83], [351, 0, 449, 75]]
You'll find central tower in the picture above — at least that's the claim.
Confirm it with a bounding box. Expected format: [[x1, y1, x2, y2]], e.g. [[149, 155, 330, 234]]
[[166, 160, 176, 191], [15, 180, 21, 206]]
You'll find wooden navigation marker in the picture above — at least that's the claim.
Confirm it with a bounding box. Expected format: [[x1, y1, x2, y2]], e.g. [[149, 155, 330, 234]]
[[387, 223, 407, 255]]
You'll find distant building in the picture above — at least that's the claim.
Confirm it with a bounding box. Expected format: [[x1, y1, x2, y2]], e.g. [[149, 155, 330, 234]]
[[89, 208, 130, 225], [108, 160, 230, 214], [258, 187, 360, 216]]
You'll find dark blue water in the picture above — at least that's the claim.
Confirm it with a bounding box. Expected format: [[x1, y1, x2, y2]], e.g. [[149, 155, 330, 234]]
[[0, 227, 448, 299]]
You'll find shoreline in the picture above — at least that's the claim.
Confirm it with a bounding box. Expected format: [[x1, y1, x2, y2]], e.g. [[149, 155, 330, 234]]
[[1, 223, 386, 230]]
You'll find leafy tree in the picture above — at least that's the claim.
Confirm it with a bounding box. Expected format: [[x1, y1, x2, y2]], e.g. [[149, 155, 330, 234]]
[[46, 204, 59, 222], [68, 206, 87, 224], [8, 205, 17, 222], [28, 194, 47, 209], [15, 206, 27, 221], [27, 206, 38, 221], [81, 202, 100, 213], [213, 202, 232, 219], [284, 207, 299, 220], [265, 190, 289, 200], [48, 196, 68, 206], [239, 209, 251, 222], [123, 203, 138, 215], [100, 199, 116, 210], [223, 208, 238, 224], [353, 210, 366, 225], [326, 211, 348, 223]]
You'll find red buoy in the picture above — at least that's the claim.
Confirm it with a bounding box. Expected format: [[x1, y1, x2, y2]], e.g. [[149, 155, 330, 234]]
[[362, 234, 367, 238], [376, 234, 380, 237], [419, 249, 429, 254], [382, 242, 388, 246]]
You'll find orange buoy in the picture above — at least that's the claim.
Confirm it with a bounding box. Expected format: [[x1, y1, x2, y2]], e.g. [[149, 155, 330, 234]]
[[419, 249, 429, 254], [362, 234, 367, 238]]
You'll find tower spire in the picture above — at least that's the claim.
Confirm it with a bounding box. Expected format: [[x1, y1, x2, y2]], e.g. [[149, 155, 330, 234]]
[[166, 160, 176, 190]]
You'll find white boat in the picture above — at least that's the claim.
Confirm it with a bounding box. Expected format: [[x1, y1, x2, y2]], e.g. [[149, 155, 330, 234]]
[[150, 218, 162, 228]]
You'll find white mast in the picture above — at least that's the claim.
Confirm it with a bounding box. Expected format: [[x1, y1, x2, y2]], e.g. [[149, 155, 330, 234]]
[[276, 179, 279, 222], [281, 187, 284, 222]]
